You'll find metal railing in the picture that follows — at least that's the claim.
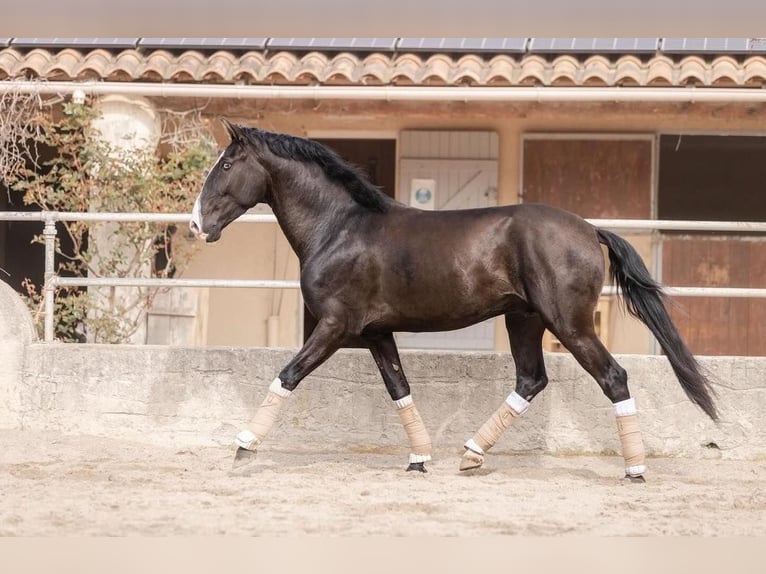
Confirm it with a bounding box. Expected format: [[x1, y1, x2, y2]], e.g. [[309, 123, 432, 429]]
[[1, 211, 300, 341], [1, 210, 766, 342]]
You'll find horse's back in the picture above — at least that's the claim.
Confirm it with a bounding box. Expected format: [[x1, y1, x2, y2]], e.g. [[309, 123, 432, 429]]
[[378, 201, 603, 284]]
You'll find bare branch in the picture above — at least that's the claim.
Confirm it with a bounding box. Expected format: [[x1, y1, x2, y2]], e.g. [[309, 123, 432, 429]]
[[0, 78, 60, 188], [158, 106, 215, 152]]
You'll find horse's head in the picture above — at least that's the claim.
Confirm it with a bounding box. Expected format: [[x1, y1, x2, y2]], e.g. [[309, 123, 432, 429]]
[[189, 118, 272, 242]]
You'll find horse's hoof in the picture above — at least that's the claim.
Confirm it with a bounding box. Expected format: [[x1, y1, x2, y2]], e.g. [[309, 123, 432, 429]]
[[623, 473, 646, 483], [231, 447, 258, 473], [459, 450, 484, 471], [406, 462, 427, 473]]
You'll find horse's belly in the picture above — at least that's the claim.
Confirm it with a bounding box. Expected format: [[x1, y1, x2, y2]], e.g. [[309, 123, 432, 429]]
[[368, 290, 522, 334]]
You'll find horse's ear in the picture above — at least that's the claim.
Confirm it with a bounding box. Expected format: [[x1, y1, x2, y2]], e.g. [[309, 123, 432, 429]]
[[220, 117, 244, 145]]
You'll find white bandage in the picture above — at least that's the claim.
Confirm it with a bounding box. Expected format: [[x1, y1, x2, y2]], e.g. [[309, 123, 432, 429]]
[[409, 453, 431, 464], [506, 391, 530, 415], [613, 397, 637, 417], [464, 438, 485, 456], [236, 429, 259, 450], [394, 395, 413, 409], [269, 377, 292, 398]]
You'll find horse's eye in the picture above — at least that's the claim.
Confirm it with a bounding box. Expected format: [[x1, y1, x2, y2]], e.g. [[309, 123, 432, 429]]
[[222, 162, 232, 171]]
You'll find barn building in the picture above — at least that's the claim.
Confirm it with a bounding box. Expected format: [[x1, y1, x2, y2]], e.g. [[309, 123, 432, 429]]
[[1, 38, 765, 355]]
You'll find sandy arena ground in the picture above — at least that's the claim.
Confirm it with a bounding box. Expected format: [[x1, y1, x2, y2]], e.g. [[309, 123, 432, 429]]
[[1, 430, 764, 536]]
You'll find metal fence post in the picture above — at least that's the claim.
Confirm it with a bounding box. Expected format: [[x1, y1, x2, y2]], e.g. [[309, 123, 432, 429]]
[[42, 216, 57, 342]]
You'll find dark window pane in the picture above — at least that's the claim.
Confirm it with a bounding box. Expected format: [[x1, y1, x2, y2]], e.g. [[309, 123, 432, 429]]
[[658, 135, 766, 222]]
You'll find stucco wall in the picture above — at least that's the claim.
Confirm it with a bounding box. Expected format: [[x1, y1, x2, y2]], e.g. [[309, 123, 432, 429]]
[[183, 219, 301, 347]]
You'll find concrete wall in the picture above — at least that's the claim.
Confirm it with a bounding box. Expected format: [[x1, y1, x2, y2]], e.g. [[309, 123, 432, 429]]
[[14, 343, 766, 461], [3, 268, 764, 462], [0, 280, 37, 428]]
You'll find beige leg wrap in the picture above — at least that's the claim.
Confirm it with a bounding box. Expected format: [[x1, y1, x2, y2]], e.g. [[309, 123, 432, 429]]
[[616, 413, 646, 476], [471, 401, 521, 453], [248, 391, 285, 438], [460, 392, 529, 471], [235, 378, 291, 451], [396, 399, 432, 463]]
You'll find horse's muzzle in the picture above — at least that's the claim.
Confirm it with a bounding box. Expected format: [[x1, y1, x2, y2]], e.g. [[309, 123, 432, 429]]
[[188, 219, 209, 241]]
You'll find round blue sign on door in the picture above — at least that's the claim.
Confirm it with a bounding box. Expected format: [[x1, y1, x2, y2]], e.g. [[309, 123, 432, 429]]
[[414, 188, 432, 204]]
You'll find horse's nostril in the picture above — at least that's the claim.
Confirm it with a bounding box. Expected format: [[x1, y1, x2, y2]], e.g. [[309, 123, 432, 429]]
[[190, 220, 199, 233]]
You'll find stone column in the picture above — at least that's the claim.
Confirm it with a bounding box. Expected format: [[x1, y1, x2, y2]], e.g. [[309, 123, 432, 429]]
[[88, 95, 161, 344]]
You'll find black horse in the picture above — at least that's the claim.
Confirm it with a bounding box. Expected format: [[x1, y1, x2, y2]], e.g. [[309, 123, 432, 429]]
[[190, 119, 717, 479]]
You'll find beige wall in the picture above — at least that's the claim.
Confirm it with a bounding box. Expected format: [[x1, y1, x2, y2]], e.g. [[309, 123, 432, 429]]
[[184, 220, 300, 348], [183, 100, 765, 352]]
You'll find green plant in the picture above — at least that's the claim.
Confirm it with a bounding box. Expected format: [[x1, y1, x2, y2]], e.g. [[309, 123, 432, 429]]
[[11, 99, 216, 342]]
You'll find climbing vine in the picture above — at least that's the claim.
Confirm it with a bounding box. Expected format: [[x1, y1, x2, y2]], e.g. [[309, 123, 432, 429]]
[[2, 86, 216, 342]]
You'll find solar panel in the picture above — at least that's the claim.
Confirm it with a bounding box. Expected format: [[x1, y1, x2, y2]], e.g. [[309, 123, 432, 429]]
[[10, 37, 139, 49], [266, 38, 398, 51], [397, 38, 443, 51], [528, 38, 659, 53], [527, 38, 573, 52], [600, 38, 659, 52], [8, 37, 766, 57], [661, 38, 751, 53], [479, 38, 528, 52], [137, 38, 268, 50], [397, 38, 527, 53]]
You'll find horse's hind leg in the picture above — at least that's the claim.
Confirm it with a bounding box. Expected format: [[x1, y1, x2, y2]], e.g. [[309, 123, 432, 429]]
[[460, 312, 547, 471], [367, 333, 432, 472], [549, 310, 646, 482]]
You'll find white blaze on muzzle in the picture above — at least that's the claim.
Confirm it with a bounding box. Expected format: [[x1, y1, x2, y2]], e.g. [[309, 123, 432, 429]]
[[190, 194, 204, 238], [190, 151, 224, 239]]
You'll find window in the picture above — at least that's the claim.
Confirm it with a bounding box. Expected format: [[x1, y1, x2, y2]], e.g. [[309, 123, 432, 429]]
[[658, 135, 766, 222]]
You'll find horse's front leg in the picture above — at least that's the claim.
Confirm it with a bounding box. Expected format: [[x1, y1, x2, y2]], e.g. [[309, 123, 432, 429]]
[[233, 317, 345, 469], [367, 333, 432, 473]]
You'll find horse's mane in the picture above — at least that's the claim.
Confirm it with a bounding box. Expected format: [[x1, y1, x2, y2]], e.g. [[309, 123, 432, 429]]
[[242, 127, 392, 213]]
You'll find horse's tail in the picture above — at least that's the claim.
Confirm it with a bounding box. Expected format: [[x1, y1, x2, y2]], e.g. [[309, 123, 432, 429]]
[[596, 228, 718, 420]]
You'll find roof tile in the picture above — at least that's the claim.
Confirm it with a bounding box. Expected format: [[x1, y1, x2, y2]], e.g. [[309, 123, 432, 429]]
[[2, 47, 766, 89]]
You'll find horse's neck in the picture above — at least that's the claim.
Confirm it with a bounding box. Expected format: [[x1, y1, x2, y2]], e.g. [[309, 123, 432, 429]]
[[267, 164, 357, 261]]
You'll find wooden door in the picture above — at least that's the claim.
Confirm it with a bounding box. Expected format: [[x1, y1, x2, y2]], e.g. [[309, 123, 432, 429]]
[[662, 237, 766, 356], [522, 137, 652, 219], [521, 136, 654, 352]]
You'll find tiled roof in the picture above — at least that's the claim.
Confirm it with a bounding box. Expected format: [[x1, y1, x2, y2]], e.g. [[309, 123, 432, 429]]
[[2, 47, 766, 88]]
